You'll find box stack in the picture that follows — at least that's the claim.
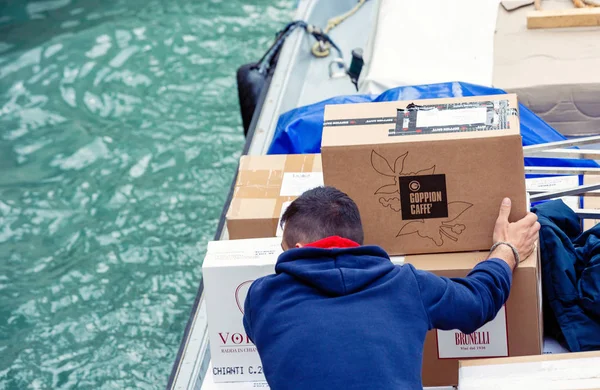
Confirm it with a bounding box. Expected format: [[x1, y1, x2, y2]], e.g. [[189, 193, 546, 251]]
[[319, 94, 543, 386], [208, 153, 323, 383], [203, 94, 544, 387], [408, 250, 541, 386]]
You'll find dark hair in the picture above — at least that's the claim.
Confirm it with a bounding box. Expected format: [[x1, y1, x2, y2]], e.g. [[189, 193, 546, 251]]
[[280, 186, 364, 247]]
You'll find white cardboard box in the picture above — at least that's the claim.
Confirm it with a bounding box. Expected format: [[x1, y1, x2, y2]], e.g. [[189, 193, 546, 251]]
[[203, 237, 282, 383], [526, 175, 581, 210], [200, 362, 453, 390], [459, 351, 600, 390]]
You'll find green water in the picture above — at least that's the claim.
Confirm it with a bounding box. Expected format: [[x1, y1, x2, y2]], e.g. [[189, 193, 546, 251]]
[[0, 1, 293, 388]]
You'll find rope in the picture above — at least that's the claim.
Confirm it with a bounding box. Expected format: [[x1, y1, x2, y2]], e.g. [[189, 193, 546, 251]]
[[255, 20, 345, 74], [325, 0, 367, 34], [253, 1, 372, 75], [311, 0, 367, 58], [256, 21, 308, 74]]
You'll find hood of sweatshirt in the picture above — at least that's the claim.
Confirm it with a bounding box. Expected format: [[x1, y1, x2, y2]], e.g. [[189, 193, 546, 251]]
[[275, 241, 395, 296]]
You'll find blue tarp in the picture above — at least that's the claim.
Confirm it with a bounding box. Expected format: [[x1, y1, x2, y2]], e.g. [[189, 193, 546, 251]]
[[268, 82, 598, 169]]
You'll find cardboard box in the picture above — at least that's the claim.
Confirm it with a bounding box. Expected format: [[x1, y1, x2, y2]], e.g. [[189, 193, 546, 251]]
[[526, 175, 581, 211], [226, 154, 323, 240], [322, 94, 527, 255], [407, 247, 543, 387], [203, 237, 283, 383], [459, 351, 600, 390], [543, 337, 570, 355]]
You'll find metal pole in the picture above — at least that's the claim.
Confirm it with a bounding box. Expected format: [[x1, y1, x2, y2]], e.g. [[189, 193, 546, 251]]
[[525, 167, 600, 175], [528, 189, 600, 197], [529, 182, 600, 202], [523, 135, 600, 155], [573, 209, 600, 220], [526, 148, 600, 160]]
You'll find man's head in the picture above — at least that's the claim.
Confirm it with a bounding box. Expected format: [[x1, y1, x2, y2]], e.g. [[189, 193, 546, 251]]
[[280, 186, 364, 250]]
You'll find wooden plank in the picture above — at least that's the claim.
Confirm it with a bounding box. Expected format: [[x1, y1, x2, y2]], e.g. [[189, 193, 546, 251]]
[[527, 7, 600, 29]]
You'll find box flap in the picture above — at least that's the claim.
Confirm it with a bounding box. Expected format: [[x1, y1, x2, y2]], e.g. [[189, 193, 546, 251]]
[[237, 154, 321, 176], [406, 243, 538, 272]]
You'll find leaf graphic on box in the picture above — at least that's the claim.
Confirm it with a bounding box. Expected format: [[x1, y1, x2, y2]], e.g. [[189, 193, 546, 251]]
[[394, 152, 409, 175], [397, 202, 474, 246], [375, 182, 399, 195], [443, 201, 473, 223], [397, 220, 422, 235], [371, 150, 396, 177], [372, 150, 474, 246], [397, 220, 444, 246], [449, 224, 466, 234], [379, 197, 401, 212], [403, 165, 436, 176]]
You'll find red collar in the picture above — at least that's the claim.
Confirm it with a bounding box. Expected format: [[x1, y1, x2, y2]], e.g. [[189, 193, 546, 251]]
[[304, 236, 360, 249]]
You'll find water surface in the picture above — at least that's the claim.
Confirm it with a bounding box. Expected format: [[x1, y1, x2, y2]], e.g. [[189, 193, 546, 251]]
[[0, 1, 293, 388]]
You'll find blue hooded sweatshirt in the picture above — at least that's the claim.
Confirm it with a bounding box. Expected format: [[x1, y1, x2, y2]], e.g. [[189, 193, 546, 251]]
[[243, 237, 512, 390]]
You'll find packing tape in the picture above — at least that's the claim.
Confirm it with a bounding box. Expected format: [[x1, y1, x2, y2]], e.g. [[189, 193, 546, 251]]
[[323, 98, 519, 137], [392, 99, 516, 137], [239, 154, 287, 171], [235, 169, 284, 188], [227, 197, 278, 220], [238, 154, 320, 174], [235, 154, 321, 189], [282, 154, 319, 173], [233, 184, 282, 199]]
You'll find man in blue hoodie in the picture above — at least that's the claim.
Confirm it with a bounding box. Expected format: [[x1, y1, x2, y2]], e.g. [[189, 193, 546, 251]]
[[243, 186, 539, 390]]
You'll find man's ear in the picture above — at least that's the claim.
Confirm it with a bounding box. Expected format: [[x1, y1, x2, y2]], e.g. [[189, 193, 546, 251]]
[[295, 243, 305, 248]]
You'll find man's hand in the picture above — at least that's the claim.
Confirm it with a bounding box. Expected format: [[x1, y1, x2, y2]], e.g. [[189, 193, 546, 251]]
[[491, 198, 541, 269]]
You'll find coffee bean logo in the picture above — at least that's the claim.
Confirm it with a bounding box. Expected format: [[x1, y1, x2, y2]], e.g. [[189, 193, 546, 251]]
[[409, 180, 420, 192]]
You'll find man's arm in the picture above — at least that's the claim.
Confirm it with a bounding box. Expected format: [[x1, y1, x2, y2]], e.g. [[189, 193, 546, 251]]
[[410, 260, 511, 334], [412, 197, 540, 334]]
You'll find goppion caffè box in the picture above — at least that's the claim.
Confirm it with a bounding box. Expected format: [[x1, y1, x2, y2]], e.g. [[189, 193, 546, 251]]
[[321, 94, 527, 255]]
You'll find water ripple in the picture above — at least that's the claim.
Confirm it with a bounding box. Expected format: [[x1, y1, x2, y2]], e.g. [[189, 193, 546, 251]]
[[0, 0, 294, 388]]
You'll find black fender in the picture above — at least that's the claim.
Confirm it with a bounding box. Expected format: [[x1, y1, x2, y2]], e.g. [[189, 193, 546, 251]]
[[236, 63, 266, 136]]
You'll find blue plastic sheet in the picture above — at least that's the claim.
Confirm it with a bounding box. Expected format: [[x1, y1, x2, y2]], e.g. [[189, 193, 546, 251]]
[[268, 82, 598, 169]]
